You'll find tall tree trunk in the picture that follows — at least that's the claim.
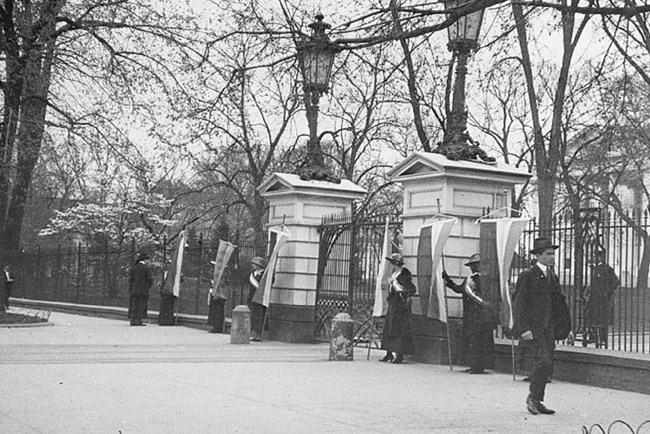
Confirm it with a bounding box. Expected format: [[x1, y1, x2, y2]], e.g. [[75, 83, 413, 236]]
[[0, 1, 60, 250], [390, 0, 432, 152]]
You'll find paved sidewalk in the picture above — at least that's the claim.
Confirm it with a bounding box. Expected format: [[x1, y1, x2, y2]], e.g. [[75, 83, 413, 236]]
[[1, 312, 649, 434]]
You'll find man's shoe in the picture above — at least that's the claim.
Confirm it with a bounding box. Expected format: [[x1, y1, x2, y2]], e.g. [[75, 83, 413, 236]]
[[392, 354, 404, 364], [379, 353, 394, 363], [526, 395, 539, 415], [535, 402, 555, 415], [468, 369, 487, 374], [522, 376, 530, 382]]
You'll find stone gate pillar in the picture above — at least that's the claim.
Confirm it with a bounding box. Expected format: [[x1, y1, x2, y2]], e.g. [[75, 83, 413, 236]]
[[258, 173, 366, 343], [388, 152, 531, 364]]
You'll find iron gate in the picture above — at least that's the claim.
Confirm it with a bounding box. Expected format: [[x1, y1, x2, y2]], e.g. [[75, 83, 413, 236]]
[[314, 212, 402, 341]]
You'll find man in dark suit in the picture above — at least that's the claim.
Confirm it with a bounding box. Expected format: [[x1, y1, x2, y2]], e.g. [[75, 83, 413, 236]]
[[584, 249, 619, 348], [514, 237, 560, 415], [128, 253, 153, 326]]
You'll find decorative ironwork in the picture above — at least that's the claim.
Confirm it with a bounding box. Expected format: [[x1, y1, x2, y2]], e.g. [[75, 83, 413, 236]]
[[581, 419, 650, 433], [314, 211, 401, 343]]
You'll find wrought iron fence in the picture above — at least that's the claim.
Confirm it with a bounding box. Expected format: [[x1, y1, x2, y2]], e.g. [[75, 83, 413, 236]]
[[2, 233, 265, 319], [511, 210, 650, 353], [314, 211, 401, 342], [316, 207, 650, 354]]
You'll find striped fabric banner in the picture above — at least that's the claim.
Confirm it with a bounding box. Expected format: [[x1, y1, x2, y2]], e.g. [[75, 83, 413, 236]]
[[418, 218, 457, 322], [209, 240, 237, 302], [495, 218, 530, 329], [372, 218, 391, 317], [252, 226, 291, 307]]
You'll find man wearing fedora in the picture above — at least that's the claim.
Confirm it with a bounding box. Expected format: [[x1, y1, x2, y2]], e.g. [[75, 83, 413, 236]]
[[443, 253, 494, 374], [379, 253, 417, 364], [514, 237, 560, 415]]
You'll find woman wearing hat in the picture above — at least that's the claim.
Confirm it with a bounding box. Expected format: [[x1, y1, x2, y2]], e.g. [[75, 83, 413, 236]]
[[379, 253, 417, 364], [513, 236, 560, 415], [248, 256, 267, 342], [443, 253, 494, 374]]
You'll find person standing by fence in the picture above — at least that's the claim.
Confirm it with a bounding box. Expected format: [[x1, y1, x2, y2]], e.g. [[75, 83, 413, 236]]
[[443, 254, 493, 374], [247, 257, 267, 342], [128, 253, 153, 326], [379, 253, 417, 364], [2, 265, 14, 311], [584, 249, 619, 348]]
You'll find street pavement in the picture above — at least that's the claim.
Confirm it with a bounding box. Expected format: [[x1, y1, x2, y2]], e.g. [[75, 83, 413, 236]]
[[1, 312, 649, 434]]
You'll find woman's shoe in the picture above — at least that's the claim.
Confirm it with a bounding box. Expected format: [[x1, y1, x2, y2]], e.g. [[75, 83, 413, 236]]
[[392, 354, 404, 364], [379, 353, 394, 362]]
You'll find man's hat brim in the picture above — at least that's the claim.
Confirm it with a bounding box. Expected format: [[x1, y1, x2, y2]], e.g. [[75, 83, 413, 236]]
[[530, 245, 559, 254]]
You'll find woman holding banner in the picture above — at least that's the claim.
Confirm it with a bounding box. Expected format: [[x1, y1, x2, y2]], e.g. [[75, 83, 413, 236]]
[[379, 253, 417, 364], [443, 254, 493, 374], [247, 256, 267, 342]]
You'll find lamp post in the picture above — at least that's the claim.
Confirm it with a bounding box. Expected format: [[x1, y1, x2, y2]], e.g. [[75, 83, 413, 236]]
[[433, 0, 495, 163], [296, 13, 341, 183]]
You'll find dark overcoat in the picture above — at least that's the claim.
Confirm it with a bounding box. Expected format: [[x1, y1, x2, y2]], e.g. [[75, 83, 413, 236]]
[[381, 267, 417, 354], [447, 274, 493, 335], [513, 265, 556, 338], [128, 261, 153, 320], [585, 263, 619, 327]]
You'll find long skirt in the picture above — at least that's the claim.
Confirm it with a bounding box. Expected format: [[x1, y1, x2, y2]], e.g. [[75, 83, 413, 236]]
[[207, 297, 226, 333], [128, 294, 149, 324], [380, 298, 414, 354], [250, 302, 267, 339]]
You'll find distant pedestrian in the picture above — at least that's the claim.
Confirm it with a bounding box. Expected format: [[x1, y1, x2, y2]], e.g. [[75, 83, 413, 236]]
[[443, 253, 494, 374], [379, 253, 417, 364], [247, 257, 267, 342], [584, 249, 619, 348], [3, 265, 14, 310], [514, 237, 560, 415], [128, 253, 153, 326], [207, 276, 227, 333]]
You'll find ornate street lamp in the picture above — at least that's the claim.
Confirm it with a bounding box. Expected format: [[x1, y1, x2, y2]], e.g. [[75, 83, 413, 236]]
[[433, 0, 495, 163], [296, 13, 341, 183]]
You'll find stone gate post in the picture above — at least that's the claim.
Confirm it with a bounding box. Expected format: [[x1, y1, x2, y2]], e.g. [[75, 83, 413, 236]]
[[388, 152, 531, 364], [258, 173, 366, 343]]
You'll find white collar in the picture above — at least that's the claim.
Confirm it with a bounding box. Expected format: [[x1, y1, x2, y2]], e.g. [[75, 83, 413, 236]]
[[536, 262, 548, 275]]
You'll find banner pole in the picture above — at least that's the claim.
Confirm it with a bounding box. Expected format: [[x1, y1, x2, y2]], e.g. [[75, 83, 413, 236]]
[[261, 306, 269, 341], [511, 336, 516, 381], [366, 319, 373, 361], [441, 254, 453, 371]]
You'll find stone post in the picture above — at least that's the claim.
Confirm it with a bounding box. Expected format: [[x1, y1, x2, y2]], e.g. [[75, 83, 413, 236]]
[[258, 173, 366, 343], [388, 152, 531, 364], [230, 305, 251, 344], [329, 312, 354, 361]]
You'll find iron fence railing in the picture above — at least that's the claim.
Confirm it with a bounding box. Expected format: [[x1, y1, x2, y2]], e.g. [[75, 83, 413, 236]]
[[2, 233, 265, 319], [317, 208, 650, 354]]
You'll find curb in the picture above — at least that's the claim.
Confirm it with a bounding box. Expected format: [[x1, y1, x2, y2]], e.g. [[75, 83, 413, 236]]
[[0, 321, 54, 328]]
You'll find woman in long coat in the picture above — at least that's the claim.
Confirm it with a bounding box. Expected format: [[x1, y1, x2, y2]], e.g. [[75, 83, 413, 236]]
[[128, 253, 153, 326], [379, 253, 417, 364], [247, 257, 267, 342]]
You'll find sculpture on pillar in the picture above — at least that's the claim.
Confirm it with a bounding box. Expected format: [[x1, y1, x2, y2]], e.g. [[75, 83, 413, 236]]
[[433, 0, 496, 165]]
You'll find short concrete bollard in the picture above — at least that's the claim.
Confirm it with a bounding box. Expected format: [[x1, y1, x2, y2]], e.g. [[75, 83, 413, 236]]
[[329, 312, 354, 361], [230, 305, 251, 344]]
